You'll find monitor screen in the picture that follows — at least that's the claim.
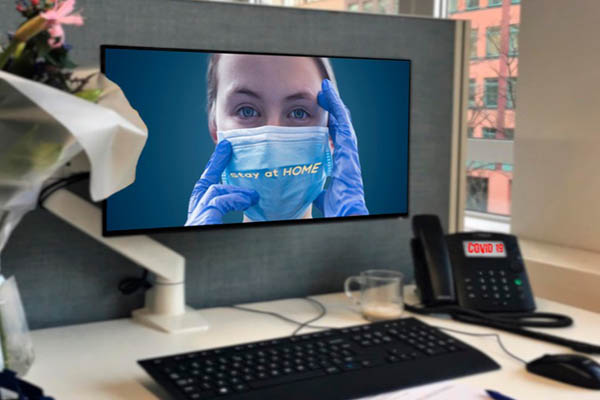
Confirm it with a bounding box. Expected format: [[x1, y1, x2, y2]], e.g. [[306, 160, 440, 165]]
[[102, 45, 410, 235]]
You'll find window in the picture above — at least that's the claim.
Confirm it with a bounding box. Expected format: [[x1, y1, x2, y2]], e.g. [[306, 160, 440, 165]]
[[348, 2, 359, 11], [482, 127, 497, 139], [466, 0, 480, 10], [484, 78, 498, 108], [469, 79, 476, 108], [448, 0, 458, 13], [447, 0, 520, 225], [470, 29, 478, 59], [363, 1, 373, 12], [506, 77, 517, 109], [486, 26, 501, 58], [509, 25, 519, 56], [501, 163, 513, 172], [466, 176, 488, 212], [502, 129, 514, 140], [469, 161, 496, 170]]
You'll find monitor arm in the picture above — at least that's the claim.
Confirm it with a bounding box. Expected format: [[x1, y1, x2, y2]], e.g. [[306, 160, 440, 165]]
[[43, 188, 209, 334]]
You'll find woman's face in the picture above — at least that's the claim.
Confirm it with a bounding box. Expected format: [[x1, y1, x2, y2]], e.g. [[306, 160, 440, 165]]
[[210, 54, 328, 140]]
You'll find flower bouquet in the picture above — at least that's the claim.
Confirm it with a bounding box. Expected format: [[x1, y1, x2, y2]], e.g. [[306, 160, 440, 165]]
[[0, 0, 147, 375]]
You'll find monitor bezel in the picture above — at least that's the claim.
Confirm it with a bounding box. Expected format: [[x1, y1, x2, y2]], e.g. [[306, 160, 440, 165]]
[[100, 44, 411, 237]]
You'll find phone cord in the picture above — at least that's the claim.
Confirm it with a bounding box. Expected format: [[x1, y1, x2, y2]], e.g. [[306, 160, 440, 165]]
[[405, 303, 600, 354]]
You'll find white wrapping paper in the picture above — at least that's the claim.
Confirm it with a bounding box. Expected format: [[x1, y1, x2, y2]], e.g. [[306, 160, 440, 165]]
[[0, 68, 148, 255], [0, 68, 147, 202]]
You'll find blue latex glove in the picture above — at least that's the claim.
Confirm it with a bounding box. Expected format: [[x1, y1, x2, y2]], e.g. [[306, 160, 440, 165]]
[[314, 79, 369, 217], [185, 140, 259, 226]]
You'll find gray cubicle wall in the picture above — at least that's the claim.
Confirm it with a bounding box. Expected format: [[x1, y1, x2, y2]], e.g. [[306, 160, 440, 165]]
[[1, 0, 462, 329]]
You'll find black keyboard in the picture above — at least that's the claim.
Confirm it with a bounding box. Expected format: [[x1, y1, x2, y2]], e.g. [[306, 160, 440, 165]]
[[139, 317, 499, 400]]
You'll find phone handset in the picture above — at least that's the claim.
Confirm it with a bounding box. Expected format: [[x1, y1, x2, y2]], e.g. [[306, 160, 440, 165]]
[[411, 214, 456, 306]]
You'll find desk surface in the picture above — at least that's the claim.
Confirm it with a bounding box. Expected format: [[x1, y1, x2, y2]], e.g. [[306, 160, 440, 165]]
[[26, 291, 600, 400]]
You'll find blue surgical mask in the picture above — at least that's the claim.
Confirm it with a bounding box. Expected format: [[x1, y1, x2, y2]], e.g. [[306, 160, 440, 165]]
[[218, 125, 332, 222]]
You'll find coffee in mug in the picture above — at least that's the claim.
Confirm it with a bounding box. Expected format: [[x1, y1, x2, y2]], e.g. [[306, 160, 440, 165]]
[[344, 269, 404, 321]]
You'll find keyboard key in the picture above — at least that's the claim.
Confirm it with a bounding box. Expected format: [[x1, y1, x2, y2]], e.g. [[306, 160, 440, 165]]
[[234, 383, 248, 392], [249, 370, 326, 389], [342, 362, 361, 371], [326, 366, 341, 374]]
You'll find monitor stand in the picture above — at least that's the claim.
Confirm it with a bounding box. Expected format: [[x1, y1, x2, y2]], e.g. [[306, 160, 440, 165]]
[[43, 189, 209, 334]]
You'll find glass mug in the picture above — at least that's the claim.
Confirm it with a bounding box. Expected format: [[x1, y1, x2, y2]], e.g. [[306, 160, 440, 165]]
[[344, 269, 404, 321]]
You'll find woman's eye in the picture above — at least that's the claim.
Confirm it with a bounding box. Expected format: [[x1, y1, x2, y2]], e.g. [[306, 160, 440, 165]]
[[289, 108, 309, 120], [237, 106, 259, 119]]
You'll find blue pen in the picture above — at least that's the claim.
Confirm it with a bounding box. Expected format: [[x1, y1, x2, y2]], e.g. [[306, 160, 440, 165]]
[[486, 389, 516, 400]]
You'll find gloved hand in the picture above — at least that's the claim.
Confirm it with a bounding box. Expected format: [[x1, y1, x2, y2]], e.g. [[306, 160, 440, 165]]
[[185, 140, 259, 226], [314, 79, 369, 217]]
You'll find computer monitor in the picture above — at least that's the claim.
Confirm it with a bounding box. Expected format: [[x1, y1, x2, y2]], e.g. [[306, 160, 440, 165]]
[[101, 45, 410, 235]]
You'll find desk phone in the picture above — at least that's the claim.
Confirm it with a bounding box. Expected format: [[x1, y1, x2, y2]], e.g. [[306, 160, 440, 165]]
[[411, 215, 536, 312]]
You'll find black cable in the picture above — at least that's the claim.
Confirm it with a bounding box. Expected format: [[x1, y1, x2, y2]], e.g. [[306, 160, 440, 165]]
[[405, 303, 572, 328], [232, 298, 539, 364], [291, 297, 327, 336], [37, 173, 154, 297], [38, 172, 90, 207], [431, 325, 528, 364], [233, 297, 532, 364], [405, 303, 600, 354], [118, 269, 153, 295], [231, 298, 336, 336]]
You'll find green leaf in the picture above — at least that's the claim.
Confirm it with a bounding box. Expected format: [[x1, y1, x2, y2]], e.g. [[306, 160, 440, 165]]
[[74, 88, 102, 103], [37, 42, 52, 58], [63, 57, 77, 69]]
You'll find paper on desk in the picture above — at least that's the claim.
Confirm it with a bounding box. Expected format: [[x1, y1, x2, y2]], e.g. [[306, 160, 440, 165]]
[[361, 382, 492, 400], [0, 68, 147, 204]]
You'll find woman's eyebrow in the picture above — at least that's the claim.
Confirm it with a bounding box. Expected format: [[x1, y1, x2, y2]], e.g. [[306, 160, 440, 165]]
[[284, 91, 314, 102], [227, 86, 261, 100]]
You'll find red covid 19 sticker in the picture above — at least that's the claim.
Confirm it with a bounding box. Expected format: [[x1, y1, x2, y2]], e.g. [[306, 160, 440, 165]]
[[463, 241, 506, 257]]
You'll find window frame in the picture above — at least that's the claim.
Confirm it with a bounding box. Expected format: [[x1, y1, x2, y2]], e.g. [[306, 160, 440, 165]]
[[503, 128, 515, 140], [466, 175, 489, 213], [509, 24, 519, 56], [468, 78, 477, 108], [484, 78, 499, 109], [482, 127, 497, 139], [505, 77, 517, 109], [470, 28, 479, 59], [466, 0, 480, 11], [448, 0, 458, 13], [347, 2, 359, 11], [486, 26, 501, 58]]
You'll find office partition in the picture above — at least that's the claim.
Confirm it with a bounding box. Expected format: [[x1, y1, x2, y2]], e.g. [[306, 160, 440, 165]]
[[0, 0, 468, 328]]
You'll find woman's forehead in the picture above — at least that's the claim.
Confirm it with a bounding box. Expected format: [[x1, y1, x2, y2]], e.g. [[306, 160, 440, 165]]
[[217, 54, 323, 97]]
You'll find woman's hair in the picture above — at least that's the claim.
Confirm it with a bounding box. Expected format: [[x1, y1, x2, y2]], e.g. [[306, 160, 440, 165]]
[[205, 54, 337, 118]]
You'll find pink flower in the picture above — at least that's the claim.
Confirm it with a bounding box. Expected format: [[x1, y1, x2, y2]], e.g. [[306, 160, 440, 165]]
[[41, 0, 83, 48]]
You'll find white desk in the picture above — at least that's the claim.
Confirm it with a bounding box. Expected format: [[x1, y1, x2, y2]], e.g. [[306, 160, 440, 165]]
[[26, 291, 600, 399]]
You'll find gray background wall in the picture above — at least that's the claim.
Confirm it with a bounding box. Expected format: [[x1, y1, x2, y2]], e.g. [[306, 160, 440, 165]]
[[1, 0, 457, 329]]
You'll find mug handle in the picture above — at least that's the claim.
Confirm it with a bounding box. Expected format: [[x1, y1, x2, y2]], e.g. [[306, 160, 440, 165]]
[[344, 276, 365, 305]]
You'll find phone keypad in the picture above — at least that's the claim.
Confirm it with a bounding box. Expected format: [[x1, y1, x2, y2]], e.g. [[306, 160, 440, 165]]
[[463, 268, 527, 309]]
